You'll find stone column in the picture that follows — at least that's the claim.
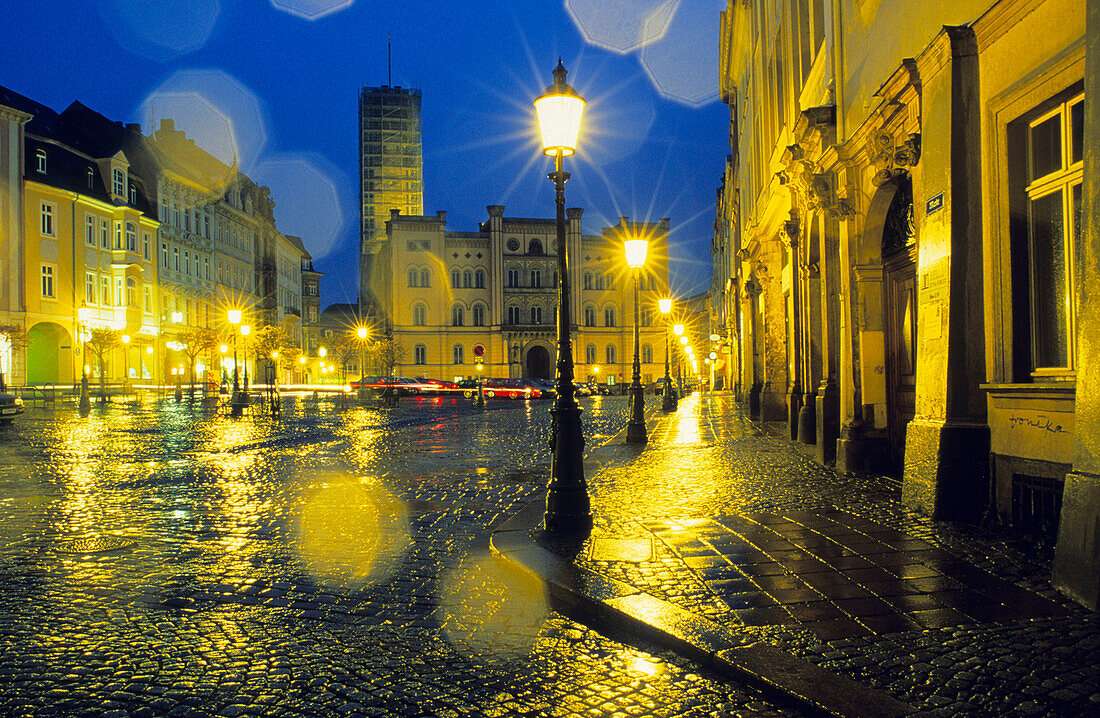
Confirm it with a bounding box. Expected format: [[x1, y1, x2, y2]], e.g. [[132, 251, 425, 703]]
[[900, 26, 989, 520], [784, 221, 803, 439], [799, 218, 823, 445], [1053, 0, 1100, 609]]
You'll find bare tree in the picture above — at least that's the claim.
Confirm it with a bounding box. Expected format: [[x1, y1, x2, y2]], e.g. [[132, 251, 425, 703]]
[[0, 323, 27, 392], [372, 336, 405, 378], [86, 327, 121, 402], [180, 327, 219, 397]]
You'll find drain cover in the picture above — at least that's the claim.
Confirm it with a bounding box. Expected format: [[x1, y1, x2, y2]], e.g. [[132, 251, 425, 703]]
[[56, 536, 134, 554]]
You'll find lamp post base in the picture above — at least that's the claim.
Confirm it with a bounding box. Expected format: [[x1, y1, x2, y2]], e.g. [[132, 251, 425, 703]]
[[626, 383, 647, 444], [78, 376, 91, 415], [544, 403, 591, 536], [661, 388, 677, 412]]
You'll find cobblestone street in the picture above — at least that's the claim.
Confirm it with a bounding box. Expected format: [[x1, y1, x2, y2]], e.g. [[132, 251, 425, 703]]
[[0, 395, 797, 718]]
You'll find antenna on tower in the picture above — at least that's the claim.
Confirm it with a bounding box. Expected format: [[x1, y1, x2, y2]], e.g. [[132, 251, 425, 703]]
[[388, 33, 392, 86]]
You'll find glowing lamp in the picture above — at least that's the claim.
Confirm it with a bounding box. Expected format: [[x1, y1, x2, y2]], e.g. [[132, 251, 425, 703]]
[[658, 298, 672, 314], [357, 326, 368, 340], [624, 238, 648, 268], [673, 323, 684, 336], [534, 60, 585, 156], [219, 344, 228, 353], [680, 336, 688, 346], [227, 309, 241, 325], [121, 334, 130, 344], [240, 324, 251, 337], [319, 347, 327, 358]]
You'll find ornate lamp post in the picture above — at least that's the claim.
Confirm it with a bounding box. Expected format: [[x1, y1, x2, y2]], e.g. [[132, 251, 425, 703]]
[[624, 237, 648, 444], [659, 298, 677, 411], [535, 60, 590, 535], [357, 326, 370, 403], [674, 324, 685, 398], [77, 304, 91, 414], [227, 309, 244, 416], [240, 324, 251, 393], [475, 359, 485, 408]]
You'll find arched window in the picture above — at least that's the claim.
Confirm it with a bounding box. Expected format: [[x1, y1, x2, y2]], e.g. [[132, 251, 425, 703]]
[[507, 267, 519, 287], [531, 306, 543, 324], [475, 269, 486, 288], [586, 344, 596, 364], [420, 268, 430, 287], [453, 344, 464, 364], [530, 270, 541, 288], [584, 305, 596, 327], [472, 303, 486, 326], [112, 168, 125, 196], [451, 269, 461, 288], [507, 305, 521, 325], [606, 345, 617, 364], [126, 277, 137, 307], [413, 303, 427, 326], [604, 307, 616, 327], [528, 238, 543, 255], [642, 344, 653, 364], [408, 268, 418, 287], [583, 272, 592, 290], [125, 222, 137, 252], [414, 344, 426, 365], [463, 270, 472, 288], [451, 304, 465, 326], [606, 275, 614, 290], [595, 274, 605, 290]]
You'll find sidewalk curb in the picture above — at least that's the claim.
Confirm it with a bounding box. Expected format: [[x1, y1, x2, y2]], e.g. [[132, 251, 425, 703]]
[[490, 499, 916, 718]]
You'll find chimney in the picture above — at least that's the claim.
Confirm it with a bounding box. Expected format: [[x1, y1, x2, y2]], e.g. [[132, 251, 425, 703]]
[[436, 210, 447, 223]]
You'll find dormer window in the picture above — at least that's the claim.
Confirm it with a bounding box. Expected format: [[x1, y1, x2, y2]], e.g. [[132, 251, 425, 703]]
[[36, 149, 46, 174], [86, 167, 95, 189], [129, 184, 137, 204], [113, 168, 125, 197]]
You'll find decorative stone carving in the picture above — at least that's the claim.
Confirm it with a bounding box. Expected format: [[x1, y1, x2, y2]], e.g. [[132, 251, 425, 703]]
[[871, 131, 921, 187]]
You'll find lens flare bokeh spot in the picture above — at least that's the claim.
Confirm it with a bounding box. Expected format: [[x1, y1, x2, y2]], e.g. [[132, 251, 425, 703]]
[[269, 0, 354, 20], [639, 0, 723, 107], [294, 474, 410, 587], [98, 0, 220, 62], [565, 0, 680, 53], [254, 153, 347, 259]]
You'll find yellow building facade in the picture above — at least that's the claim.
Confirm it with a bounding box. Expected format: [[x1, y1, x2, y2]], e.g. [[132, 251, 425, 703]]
[[378, 207, 671, 387]]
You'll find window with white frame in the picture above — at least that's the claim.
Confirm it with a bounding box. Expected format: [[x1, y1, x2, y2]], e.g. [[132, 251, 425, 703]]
[[143, 233, 150, 260], [39, 203, 55, 236], [126, 222, 137, 252], [40, 264, 55, 298], [85, 215, 95, 246], [126, 277, 137, 306], [1011, 88, 1084, 376], [113, 168, 125, 197], [161, 242, 169, 267], [85, 272, 96, 304], [36, 149, 46, 174], [144, 285, 152, 314], [100, 219, 109, 248], [86, 167, 94, 189], [100, 276, 111, 306]]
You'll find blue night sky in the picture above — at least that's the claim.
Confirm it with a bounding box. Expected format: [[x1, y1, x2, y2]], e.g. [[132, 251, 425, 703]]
[[1, 0, 728, 306]]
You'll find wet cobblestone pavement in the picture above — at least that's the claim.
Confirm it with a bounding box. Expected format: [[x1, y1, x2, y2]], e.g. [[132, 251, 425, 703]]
[[575, 393, 1100, 717], [0, 394, 800, 717]]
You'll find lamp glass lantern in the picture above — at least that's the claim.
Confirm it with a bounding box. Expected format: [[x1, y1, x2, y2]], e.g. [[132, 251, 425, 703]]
[[624, 238, 648, 268], [658, 298, 672, 315], [534, 67, 585, 156], [673, 323, 684, 336]]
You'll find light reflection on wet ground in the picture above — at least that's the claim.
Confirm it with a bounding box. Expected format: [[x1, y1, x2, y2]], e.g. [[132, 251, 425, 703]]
[[0, 395, 796, 716]]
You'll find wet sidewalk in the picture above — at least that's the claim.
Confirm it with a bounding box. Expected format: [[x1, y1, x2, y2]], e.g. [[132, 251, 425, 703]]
[[492, 393, 1100, 717]]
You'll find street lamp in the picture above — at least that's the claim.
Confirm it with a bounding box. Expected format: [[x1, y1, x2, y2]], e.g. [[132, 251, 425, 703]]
[[356, 326, 370, 402], [658, 297, 677, 411], [240, 324, 251, 393], [474, 359, 485, 408], [227, 309, 244, 415], [535, 59, 590, 535], [624, 237, 648, 444], [76, 304, 92, 414]]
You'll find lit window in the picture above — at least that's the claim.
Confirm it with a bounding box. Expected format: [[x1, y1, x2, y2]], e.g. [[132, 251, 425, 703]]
[[126, 277, 137, 306], [40, 264, 55, 297], [101, 276, 111, 306], [39, 203, 55, 236]]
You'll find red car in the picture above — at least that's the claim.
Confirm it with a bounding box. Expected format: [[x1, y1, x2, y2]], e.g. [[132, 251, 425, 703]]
[[409, 378, 459, 395], [350, 376, 420, 395], [481, 378, 542, 399]]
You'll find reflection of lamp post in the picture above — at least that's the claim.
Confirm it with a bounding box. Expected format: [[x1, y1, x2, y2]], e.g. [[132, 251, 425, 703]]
[[535, 60, 590, 535], [77, 304, 91, 414], [675, 324, 686, 397], [120, 334, 130, 389], [624, 237, 648, 444], [356, 326, 369, 402], [475, 359, 485, 408], [227, 309, 244, 416], [658, 298, 677, 411], [240, 324, 251, 393]]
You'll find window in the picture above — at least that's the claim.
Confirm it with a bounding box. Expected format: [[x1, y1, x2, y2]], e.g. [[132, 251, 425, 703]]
[[86, 272, 96, 304], [420, 268, 430, 287], [530, 270, 541, 288], [126, 277, 137, 306], [161, 198, 168, 221], [115, 277, 123, 306], [101, 276, 111, 306], [553, 271, 558, 287], [39, 203, 55, 236], [184, 251, 191, 276], [161, 242, 169, 267], [531, 306, 543, 324], [126, 222, 137, 252], [472, 303, 486, 326], [143, 233, 150, 260], [528, 238, 543, 255], [40, 264, 55, 298], [85, 215, 95, 246], [114, 221, 122, 249], [583, 273, 592, 290], [475, 269, 485, 288], [113, 168, 125, 197], [173, 247, 180, 272], [1014, 90, 1084, 374], [606, 345, 616, 364], [144, 285, 152, 314], [35, 149, 46, 174], [203, 256, 209, 280], [101, 219, 109, 248], [130, 185, 137, 204], [413, 303, 427, 326], [595, 274, 605, 291], [408, 267, 418, 287], [452, 304, 465, 326], [507, 305, 521, 324], [640, 306, 652, 327], [507, 267, 519, 287], [451, 269, 460, 288], [415, 344, 426, 365], [605, 307, 616, 327], [453, 344, 464, 364], [584, 305, 596, 327], [586, 344, 596, 364], [642, 344, 653, 364], [463, 270, 472, 288]]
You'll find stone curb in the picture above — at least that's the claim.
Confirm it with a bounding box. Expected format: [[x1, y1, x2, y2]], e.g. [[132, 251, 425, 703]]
[[490, 498, 916, 718]]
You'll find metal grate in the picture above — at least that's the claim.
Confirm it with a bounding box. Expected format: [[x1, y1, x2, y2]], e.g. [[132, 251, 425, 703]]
[[56, 536, 134, 554], [1011, 473, 1063, 541]]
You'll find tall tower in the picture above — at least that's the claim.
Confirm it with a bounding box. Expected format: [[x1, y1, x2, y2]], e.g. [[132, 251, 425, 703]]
[[358, 84, 423, 316]]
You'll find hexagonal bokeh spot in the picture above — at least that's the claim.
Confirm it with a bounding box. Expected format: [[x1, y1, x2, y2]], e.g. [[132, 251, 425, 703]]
[[566, 0, 680, 54], [138, 69, 269, 177], [253, 153, 347, 259], [99, 0, 220, 62], [639, 0, 723, 107], [269, 0, 354, 21]]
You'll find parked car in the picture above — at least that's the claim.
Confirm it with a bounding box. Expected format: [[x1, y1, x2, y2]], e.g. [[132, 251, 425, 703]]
[[350, 376, 420, 396], [0, 392, 24, 425], [572, 382, 592, 396], [652, 377, 673, 395], [482, 378, 541, 399], [410, 378, 459, 395], [528, 378, 557, 399]]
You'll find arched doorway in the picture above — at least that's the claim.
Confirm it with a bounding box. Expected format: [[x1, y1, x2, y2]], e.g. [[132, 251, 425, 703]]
[[525, 345, 551, 379], [26, 322, 73, 385], [882, 178, 918, 475]]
